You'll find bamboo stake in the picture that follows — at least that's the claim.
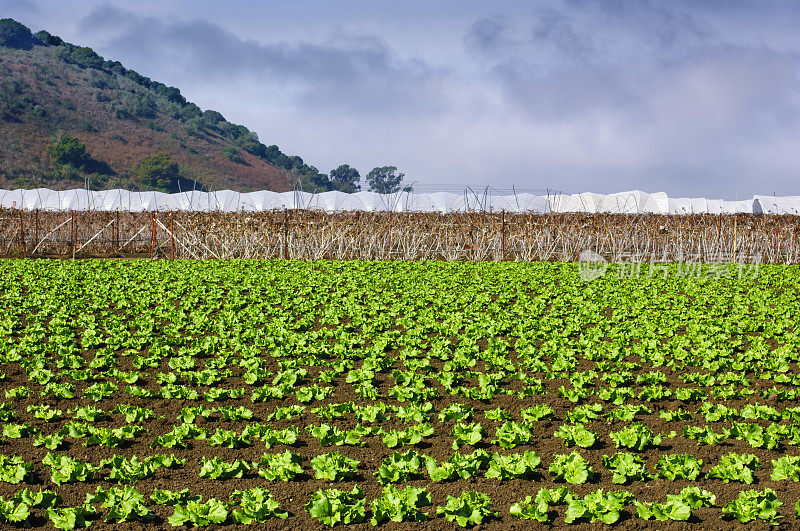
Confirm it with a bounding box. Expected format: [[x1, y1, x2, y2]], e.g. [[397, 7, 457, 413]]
[[170, 213, 175, 260], [18, 210, 25, 256], [76, 218, 116, 254]]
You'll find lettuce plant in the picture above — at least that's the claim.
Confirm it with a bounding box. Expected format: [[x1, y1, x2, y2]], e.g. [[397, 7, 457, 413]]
[[605, 404, 651, 422], [486, 451, 541, 480], [353, 403, 389, 423], [510, 487, 573, 522], [655, 454, 704, 481], [722, 488, 782, 524], [207, 428, 252, 448], [103, 454, 184, 484], [85, 486, 151, 522], [381, 423, 434, 448], [83, 381, 117, 401], [82, 425, 143, 447], [12, 488, 60, 509], [451, 422, 485, 449], [0, 455, 31, 484], [741, 403, 780, 421], [659, 408, 693, 421], [375, 449, 423, 484], [72, 405, 108, 422], [598, 387, 634, 405], [554, 423, 596, 448], [43, 454, 98, 486], [602, 452, 651, 484], [28, 404, 62, 421], [436, 491, 497, 528], [609, 423, 661, 451], [0, 403, 15, 421], [267, 405, 305, 421], [699, 403, 738, 422], [484, 407, 510, 421], [150, 489, 200, 506], [48, 506, 96, 530], [772, 455, 800, 481], [251, 425, 299, 448], [253, 451, 304, 481], [229, 488, 288, 523], [683, 425, 728, 445], [549, 452, 594, 484], [151, 423, 207, 448], [198, 456, 251, 480], [306, 486, 366, 527], [370, 485, 431, 525], [493, 421, 534, 449], [168, 498, 228, 527], [0, 497, 29, 525], [306, 424, 374, 447], [706, 452, 761, 484], [393, 403, 433, 423], [636, 487, 715, 521], [564, 403, 603, 424], [564, 489, 634, 524], [178, 406, 213, 424], [2, 423, 35, 439], [439, 403, 473, 422], [110, 404, 154, 423], [310, 452, 359, 481], [729, 421, 781, 449], [425, 450, 490, 482]]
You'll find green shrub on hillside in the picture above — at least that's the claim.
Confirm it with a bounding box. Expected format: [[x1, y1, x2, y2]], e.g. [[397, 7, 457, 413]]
[[0, 19, 33, 49], [223, 147, 243, 163], [33, 30, 63, 47], [138, 153, 180, 191], [47, 136, 88, 167], [56, 45, 105, 69]]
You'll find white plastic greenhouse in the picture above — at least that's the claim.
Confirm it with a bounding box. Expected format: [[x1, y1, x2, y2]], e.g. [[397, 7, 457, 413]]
[[1, 188, 799, 214]]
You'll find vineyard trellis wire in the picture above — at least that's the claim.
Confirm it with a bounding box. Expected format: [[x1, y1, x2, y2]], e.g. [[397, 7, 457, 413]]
[[1, 208, 799, 264]]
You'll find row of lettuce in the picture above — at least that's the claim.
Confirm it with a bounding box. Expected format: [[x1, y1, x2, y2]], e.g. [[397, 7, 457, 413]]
[[0, 483, 788, 527], [7, 401, 800, 451], [3, 445, 800, 486]]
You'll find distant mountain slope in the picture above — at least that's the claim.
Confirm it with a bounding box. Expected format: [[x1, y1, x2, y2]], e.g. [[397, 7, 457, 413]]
[[0, 18, 330, 193]]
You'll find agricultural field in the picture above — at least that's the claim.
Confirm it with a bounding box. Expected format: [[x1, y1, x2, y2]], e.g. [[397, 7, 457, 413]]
[[0, 259, 798, 528]]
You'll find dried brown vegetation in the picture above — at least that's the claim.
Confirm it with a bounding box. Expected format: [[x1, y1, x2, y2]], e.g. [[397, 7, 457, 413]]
[[1, 210, 798, 263]]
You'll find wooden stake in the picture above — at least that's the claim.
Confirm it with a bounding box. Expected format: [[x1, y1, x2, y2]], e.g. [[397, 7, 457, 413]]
[[501, 210, 506, 261], [34, 210, 39, 255], [283, 210, 290, 259], [71, 210, 76, 258], [151, 212, 157, 259], [170, 213, 175, 260], [18, 210, 25, 256]]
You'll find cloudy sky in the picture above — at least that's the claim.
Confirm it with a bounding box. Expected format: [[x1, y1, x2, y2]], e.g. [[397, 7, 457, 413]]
[[5, 0, 800, 197]]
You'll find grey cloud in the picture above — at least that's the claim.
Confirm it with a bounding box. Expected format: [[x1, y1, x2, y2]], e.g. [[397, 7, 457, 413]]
[[490, 62, 640, 121], [530, 8, 593, 60], [0, 0, 40, 20], [464, 16, 511, 54], [79, 5, 447, 115], [464, 9, 594, 66], [467, 2, 713, 72], [566, 0, 712, 55]]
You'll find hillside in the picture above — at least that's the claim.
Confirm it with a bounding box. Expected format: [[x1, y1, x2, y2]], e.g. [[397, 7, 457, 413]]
[[0, 19, 330, 193]]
